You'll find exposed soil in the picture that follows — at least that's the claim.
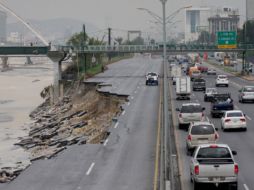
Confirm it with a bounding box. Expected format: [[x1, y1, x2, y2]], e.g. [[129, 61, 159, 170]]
[[2, 81, 127, 183]]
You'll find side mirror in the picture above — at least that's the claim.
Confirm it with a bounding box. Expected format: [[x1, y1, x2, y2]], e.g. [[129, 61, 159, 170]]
[[215, 128, 219, 131], [232, 150, 237, 156], [202, 107, 206, 110], [176, 108, 180, 111], [244, 114, 246, 116]]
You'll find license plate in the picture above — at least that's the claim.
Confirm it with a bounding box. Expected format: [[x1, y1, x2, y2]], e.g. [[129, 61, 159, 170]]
[[209, 177, 220, 182]]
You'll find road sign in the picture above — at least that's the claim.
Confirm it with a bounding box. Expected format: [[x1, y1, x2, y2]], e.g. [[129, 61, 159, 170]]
[[217, 31, 237, 49]]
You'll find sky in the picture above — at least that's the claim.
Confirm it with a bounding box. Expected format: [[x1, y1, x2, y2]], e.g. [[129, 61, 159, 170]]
[[0, 0, 246, 40]]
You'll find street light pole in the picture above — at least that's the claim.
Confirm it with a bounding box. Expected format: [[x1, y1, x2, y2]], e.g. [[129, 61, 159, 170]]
[[160, 1, 172, 190]]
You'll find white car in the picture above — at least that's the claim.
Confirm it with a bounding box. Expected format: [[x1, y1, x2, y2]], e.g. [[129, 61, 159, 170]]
[[176, 103, 206, 130], [238, 86, 254, 103], [146, 72, 159, 85], [216, 75, 229, 87], [186, 121, 219, 154], [207, 68, 216, 75], [221, 110, 247, 131]]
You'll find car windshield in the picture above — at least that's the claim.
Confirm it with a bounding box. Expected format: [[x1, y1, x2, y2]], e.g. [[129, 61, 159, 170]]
[[191, 125, 215, 135], [197, 147, 231, 158], [243, 87, 254, 92], [181, 105, 203, 113], [218, 76, 227, 79], [227, 112, 243, 117], [148, 73, 157, 76]]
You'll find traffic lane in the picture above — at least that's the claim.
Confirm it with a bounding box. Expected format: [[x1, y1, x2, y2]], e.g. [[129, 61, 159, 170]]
[[204, 60, 254, 88], [1, 56, 162, 190], [87, 56, 162, 95], [191, 75, 254, 190], [171, 77, 254, 190], [76, 77, 161, 190], [0, 144, 102, 190]]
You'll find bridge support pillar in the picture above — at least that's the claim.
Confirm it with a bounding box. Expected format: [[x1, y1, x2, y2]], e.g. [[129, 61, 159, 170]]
[[1, 56, 9, 71], [25, 56, 33, 65], [47, 51, 68, 103]]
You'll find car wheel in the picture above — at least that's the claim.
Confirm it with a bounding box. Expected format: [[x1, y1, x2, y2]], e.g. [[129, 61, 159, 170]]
[[178, 124, 182, 129], [216, 84, 218, 87], [193, 181, 200, 190], [222, 125, 226, 132], [239, 99, 242, 103], [242, 128, 247, 132], [229, 182, 238, 190], [226, 84, 229, 87], [211, 113, 215, 118]]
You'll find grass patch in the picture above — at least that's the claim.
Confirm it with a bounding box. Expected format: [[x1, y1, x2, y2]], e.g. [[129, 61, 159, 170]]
[[86, 64, 102, 76]]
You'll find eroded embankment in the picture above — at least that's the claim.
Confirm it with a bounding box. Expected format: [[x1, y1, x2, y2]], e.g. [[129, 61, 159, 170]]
[[0, 82, 127, 182]]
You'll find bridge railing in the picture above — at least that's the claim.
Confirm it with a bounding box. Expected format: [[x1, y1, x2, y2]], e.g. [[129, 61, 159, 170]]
[[55, 44, 254, 53]]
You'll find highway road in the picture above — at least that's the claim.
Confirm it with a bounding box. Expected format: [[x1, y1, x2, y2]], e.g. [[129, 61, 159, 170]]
[[171, 61, 254, 190], [0, 54, 162, 190]]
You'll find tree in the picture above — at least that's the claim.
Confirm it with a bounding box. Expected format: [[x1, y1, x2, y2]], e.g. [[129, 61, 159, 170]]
[[67, 32, 88, 47], [238, 20, 254, 44], [115, 37, 123, 45], [197, 31, 211, 44]]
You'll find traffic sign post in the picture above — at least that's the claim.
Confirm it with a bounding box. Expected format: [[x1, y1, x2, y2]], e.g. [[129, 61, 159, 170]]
[[217, 31, 237, 49]]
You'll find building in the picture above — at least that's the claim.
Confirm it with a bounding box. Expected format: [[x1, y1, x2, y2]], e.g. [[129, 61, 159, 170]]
[[247, 0, 254, 20], [0, 10, 7, 43], [208, 8, 239, 42], [185, 8, 210, 43]]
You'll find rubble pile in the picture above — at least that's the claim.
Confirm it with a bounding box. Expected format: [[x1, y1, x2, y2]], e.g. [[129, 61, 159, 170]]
[[0, 83, 127, 183]]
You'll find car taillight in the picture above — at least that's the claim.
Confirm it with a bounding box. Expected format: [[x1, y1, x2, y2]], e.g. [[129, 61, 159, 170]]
[[225, 119, 231, 122], [194, 165, 199, 175], [240, 118, 246, 122], [241, 93, 245, 97], [179, 113, 182, 118], [234, 164, 239, 174], [188, 135, 192, 141], [215, 133, 219, 140]]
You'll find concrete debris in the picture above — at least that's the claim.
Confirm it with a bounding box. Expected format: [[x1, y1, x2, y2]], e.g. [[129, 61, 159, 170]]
[[2, 82, 127, 183]]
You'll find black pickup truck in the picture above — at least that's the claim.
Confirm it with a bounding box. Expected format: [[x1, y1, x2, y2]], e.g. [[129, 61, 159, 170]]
[[210, 93, 234, 118], [192, 78, 206, 91]]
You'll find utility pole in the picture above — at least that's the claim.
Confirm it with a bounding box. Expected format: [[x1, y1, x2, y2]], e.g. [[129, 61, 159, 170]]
[[108, 27, 112, 61], [108, 27, 112, 46], [82, 24, 87, 74]]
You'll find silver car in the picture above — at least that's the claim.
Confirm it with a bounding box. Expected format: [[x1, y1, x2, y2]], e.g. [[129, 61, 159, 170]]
[[186, 121, 219, 154], [238, 86, 254, 103], [176, 103, 206, 130]]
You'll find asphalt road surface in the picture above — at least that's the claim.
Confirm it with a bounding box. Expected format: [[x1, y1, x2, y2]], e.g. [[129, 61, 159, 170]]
[[0, 54, 162, 190], [171, 61, 254, 190]]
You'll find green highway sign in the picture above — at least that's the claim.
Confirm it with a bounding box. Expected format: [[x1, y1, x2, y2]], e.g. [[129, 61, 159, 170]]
[[217, 31, 237, 49]]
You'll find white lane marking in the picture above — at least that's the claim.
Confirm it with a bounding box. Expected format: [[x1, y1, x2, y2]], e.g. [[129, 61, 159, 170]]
[[137, 86, 140, 89], [114, 122, 119, 128], [86, 162, 95, 175], [134, 91, 137, 94], [131, 96, 134, 99], [127, 102, 130, 106], [195, 99, 199, 103], [243, 184, 250, 190], [103, 139, 109, 146], [122, 111, 126, 115], [206, 116, 210, 122], [246, 115, 252, 121], [235, 105, 239, 109]]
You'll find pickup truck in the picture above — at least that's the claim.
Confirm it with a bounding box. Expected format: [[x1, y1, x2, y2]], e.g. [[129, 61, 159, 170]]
[[146, 72, 159, 85], [193, 78, 206, 91], [190, 144, 238, 190], [210, 94, 234, 118]]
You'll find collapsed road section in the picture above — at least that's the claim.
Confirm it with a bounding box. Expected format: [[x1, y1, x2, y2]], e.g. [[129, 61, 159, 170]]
[[0, 82, 127, 183]]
